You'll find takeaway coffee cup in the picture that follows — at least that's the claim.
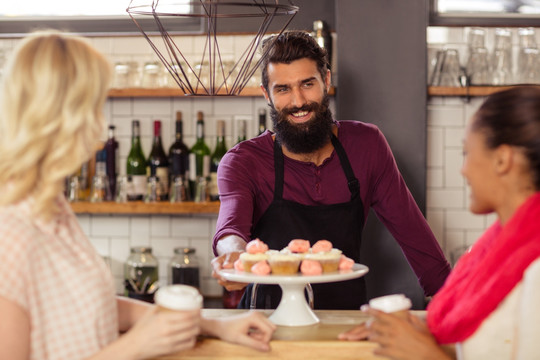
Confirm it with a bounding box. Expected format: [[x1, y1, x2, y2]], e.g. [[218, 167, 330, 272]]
[[369, 294, 412, 320], [154, 284, 203, 312]]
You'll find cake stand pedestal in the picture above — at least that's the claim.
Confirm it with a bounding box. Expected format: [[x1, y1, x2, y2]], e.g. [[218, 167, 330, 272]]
[[219, 263, 369, 326]]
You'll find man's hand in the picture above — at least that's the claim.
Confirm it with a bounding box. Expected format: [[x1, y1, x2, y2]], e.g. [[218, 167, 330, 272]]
[[211, 252, 248, 291]]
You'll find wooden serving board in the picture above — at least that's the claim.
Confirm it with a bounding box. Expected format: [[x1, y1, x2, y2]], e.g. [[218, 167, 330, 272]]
[[151, 310, 403, 359]]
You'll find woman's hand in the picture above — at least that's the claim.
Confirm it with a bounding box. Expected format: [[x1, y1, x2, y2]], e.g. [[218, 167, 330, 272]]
[[202, 311, 277, 352], [120, 306, 201, 359], [361, 307, 452, 360]]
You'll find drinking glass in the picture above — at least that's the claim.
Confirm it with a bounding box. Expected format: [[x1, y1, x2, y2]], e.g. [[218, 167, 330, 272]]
[[90, 174, 109, 203], [518, 47, 540, 84], [115, 175, 129, 203], [466, 47, 490, 85], [141, 61, 165, 88], [437, 49, 463, 87], [170, 175, 189, 203]]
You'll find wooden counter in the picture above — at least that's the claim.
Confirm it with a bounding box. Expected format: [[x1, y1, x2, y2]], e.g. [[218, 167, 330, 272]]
[[153, 309, 426, 360]]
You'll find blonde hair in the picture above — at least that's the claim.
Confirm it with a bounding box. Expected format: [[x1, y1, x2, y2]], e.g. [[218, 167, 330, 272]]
[[0, 30, 111, 220]]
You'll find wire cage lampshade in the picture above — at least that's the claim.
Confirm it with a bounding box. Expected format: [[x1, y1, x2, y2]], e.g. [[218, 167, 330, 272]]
[[127, 0, 299, 96]]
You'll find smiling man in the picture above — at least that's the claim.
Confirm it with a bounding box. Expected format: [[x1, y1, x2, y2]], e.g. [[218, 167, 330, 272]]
[[211, 31, 451, 310]]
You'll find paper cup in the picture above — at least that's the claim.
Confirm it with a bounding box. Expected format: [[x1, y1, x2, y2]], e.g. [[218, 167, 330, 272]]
[[154, 284, 203, 312], [369, 294, 412, 319]]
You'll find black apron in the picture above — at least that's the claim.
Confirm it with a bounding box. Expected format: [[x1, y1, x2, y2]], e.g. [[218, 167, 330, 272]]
[[239, 133, 366, 310]]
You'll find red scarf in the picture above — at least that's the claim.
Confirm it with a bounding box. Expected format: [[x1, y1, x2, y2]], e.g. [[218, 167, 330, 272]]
[[427, 192, 540, 344]]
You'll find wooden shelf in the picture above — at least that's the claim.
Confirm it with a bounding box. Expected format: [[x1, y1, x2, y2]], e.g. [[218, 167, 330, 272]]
[[107, 86, 336, 98], [70, 201, 220, 215], [428, 85, 540, 97]]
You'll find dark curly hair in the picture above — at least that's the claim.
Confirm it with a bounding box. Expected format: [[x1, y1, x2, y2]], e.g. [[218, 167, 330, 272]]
[[260, 30, 329, 93]]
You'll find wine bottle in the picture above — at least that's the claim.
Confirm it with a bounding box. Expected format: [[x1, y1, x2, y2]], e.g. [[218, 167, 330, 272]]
[[209, 120, 227, 201], [147, 119, 169, 200], [126, 120, 147, 201], [104, 125, 119, 201], [191, 111, 211, 178], [258, 108, 267, 135], [236, 119, 247, 144], [312, 20, 333, 69], [168, 111, 190, 182]]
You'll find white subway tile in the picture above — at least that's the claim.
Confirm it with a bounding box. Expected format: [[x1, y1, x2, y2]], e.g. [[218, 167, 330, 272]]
[[171, 216, 214, 237], [465, 97, 486, 121], [91, 215, 130, 237], [110, 237, 131, 278], [130, 216, 150, 244], [427, 189, 464, 209], [444, 148, 465, 187], [189, 239, 213, 277], [465, 229, 485, 246], [151, 216, 171, 237], [133, 98, 172, 117], [110, 99, 132, 116], [89, 237, 110, 257], [445, 127, 465, 147], [427, 127, 443, 167], [445, 210, 485, 230], [214, 97, 252, 116], [427, 105, 465, 127], [427, 168, 444, 188], [152, 238, 190, 258]]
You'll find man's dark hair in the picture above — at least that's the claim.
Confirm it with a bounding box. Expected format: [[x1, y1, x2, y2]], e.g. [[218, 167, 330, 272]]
[[260, 30, 329, 93]]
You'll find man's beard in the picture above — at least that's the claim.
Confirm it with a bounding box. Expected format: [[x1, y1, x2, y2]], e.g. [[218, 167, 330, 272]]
[[271, 94, 333, 154]]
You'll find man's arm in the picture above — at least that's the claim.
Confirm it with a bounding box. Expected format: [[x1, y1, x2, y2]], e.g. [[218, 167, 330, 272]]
[[211, 234, 248, 291]]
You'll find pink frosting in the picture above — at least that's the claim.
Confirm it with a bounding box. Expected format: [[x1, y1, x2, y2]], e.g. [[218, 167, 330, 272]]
[[339, 255, 354, 271], [312, 239, 333, 253], [251, 260, 271, 275], [288, 239, 311, 253], [246, 238, 269, 254], [300, 259, 323, 276], [234, 258, 244, 272]]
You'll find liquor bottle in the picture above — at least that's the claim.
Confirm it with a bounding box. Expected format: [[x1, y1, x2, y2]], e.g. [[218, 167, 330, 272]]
[[209, 120, 227, 201], [236, 119, 247, 144], [168, 111, 190, 192], [126, 120, 147, 201], [312, 20, 333, 68], [147, 120, 169, 200], [104, 125, 119, 201], [191, 111, 211, 177], [258, 108, 267, 135]]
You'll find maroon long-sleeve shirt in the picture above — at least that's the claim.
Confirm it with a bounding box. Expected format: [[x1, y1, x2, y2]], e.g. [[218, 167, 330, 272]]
[[213, 120, 450, 296]]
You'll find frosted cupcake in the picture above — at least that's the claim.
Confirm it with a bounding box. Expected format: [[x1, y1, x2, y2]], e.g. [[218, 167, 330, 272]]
[[267, 252, 302, 275], [239, 252, 269, 273], [305, 248, 343, 273]]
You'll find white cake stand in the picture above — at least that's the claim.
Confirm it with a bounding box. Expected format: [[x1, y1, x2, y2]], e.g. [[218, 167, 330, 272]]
[[219, 263, 369, 326]]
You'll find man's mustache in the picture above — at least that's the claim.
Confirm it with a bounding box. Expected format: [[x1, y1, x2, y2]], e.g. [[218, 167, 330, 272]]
[[281, 102, 320, 116]]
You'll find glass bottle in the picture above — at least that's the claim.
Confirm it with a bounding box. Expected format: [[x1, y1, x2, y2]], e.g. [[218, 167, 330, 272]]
[[236, 119, 247, 144], [104, 125, 119, 201], [147, 120, 169, 200], [312, 20, 333, 68], [124, 246, 159, 303], [126, 120, 147, 201], [190, 111, 211, 201], [258, 108, 267, 135], [209, 120, 227, 201], [168, 111, 190, 200], [169, 247, 200, 289]]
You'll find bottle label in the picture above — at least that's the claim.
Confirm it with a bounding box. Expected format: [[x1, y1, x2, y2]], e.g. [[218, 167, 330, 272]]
[[156, 167, 169, 194], [209, 172, 219, 200], [128, 175, 147, 200]]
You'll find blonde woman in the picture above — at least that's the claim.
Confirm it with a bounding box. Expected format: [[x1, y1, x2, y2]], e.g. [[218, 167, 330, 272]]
[[0, 31, 275, 360]]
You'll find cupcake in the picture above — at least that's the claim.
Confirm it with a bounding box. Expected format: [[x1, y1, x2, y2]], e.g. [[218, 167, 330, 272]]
[[239, 252, 269, 273], [305, 248, 342, 273], [287, 239, 311, 254], [246, 238, 269, 254], [267, 252, 302, 275]]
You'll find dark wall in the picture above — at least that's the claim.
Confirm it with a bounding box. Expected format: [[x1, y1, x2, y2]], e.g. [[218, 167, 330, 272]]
[[336, 0, 429, 308], [214, 0, 335, 33]]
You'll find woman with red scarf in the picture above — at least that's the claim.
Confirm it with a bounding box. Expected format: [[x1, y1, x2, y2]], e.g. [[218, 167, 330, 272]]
[[339, 86, 540, 359]]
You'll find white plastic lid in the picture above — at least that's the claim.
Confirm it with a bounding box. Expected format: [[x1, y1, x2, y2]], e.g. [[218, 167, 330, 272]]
[[369, 294, 412, 313], [154, 285, 203, 311]]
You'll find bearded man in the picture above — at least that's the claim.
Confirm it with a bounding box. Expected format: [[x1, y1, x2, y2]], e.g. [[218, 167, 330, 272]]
[[211, 30, 450, 310]]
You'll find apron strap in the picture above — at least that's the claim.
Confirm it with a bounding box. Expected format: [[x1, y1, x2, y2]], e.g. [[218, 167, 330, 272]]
[[273, 139, 285, 201], [330, 133, 360, 200]]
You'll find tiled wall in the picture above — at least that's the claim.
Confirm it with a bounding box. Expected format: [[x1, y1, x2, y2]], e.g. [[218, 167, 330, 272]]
[[0, 28, 525, 297]]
